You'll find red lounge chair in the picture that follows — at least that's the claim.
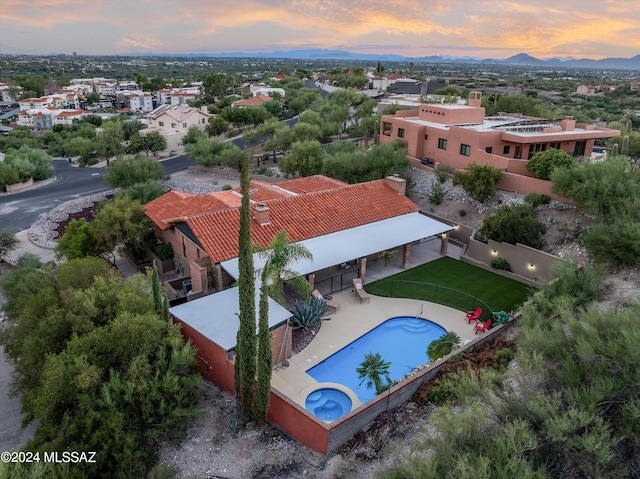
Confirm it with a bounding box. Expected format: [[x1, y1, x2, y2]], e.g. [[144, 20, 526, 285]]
[[465, 307, 482, 324], [475, 319, 492, 334]]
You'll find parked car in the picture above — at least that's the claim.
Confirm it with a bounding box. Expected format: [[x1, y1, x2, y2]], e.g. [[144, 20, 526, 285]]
[[421, 157, 434, 166]]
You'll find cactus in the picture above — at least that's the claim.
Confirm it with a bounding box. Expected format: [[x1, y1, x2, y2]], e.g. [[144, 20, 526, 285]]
[[611, 143, 619, 158], [289, 297, 330, 331], [622, 135, 629, 156]]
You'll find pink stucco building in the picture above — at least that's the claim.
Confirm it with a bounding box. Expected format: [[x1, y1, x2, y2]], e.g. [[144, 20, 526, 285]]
[[379, 92, 620, 173]]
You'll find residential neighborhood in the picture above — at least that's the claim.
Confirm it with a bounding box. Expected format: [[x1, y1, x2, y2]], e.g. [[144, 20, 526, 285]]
[[0, 50, 639, 479]]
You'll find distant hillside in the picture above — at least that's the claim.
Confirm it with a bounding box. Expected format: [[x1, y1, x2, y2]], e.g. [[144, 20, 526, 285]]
[[134, 49, 640, 70]]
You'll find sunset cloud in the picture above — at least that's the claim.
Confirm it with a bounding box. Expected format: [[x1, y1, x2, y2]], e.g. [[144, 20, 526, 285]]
[[0, 0, 638, 58]]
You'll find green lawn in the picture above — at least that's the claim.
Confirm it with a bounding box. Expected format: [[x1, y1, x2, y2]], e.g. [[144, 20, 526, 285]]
[[366, 257, 533, 319]]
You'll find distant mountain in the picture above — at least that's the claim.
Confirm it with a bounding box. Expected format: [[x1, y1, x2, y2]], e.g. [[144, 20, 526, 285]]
[[160, 49, 640, 70]]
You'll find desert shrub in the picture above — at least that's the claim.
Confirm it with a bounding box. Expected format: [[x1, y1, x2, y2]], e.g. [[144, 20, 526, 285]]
[[289, 297, 330, 331], [526, 149, 575, 180], [427, 331, 461, 361], [493, 347, 515, 369], [479, 204, 547, 248], [434, 166, 449, 184], [582, 218, 640, 267], [427, 375, 459, 405], [525, 192, 551, 208], [222, 184, 232, 190], [452, 162, 504, 202], [458, 209, 467, 217], [491, 257, 512, 271], [428, 180, 446, 205]]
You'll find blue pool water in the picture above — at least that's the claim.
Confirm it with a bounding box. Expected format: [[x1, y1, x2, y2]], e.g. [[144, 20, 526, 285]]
[[305, 388, 352, 421], [306, 316, 447, 403]]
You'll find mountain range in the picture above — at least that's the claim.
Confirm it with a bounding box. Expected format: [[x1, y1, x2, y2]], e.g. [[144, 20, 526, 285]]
[[145, 49, 640, 70]]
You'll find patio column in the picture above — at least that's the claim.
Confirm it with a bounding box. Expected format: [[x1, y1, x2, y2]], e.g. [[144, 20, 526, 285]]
[[213, 263, 224, 292], [358, 257, 367, 283], [308, 273, 315, 292], [440, 232, 449, 256], [402, 243, 411, 269]]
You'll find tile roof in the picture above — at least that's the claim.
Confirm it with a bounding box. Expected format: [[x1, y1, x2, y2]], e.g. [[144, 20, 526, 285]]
[[232, 95, 272, 107], [276, 175, 347, 194], [187, 180, 418, 263], [144, 190, 230, 230]]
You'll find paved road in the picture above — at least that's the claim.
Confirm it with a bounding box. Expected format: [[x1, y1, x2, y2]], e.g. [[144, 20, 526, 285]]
[[0, 156, 195, 232]]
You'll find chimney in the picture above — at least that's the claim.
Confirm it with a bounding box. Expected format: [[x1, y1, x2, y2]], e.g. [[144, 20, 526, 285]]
[[200, 105, 209, 114], [560, 116, 576, 132], [468, 91, 482, 108], [254, 203, 270, 226], [384, 175, 406, 195]]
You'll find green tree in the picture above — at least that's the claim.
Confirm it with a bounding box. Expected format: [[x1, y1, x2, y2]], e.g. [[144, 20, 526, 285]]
[[182, 125, 207, 146], [186, 137, 235, 167], [206, 116, 229, 137], [121, 119, 145, 141], [235, 154, 257, 420], [257, 230, 312, 307], [128, 130, 167, 156], [427, 331, 461, 361], [104, 154, 167, 188], [280, 140, 325, 177], [203, 72, 231, 101], [0, 162, 19, 192], [91, 195, 153, 262], [357, 352, 392, 395], [479, 204, 547, 248], [65, 136, 94, 165], [526, 148, 575, 180], [55, 218, 99, 260], [116, 180, 166, 204], [95, 119, 124, 163], [453, 162, 504, 202], [254, 268, 272, 426], [85, 91, 101, 105], [4, 145, 53, 181]]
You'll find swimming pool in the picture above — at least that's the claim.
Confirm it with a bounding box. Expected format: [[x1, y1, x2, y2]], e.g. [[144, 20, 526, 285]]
[[306, 316, 447, 403]]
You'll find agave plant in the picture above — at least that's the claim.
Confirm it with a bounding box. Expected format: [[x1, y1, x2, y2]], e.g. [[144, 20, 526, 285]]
[[427, 331, 461, 361], [289, 297, 330, 331]]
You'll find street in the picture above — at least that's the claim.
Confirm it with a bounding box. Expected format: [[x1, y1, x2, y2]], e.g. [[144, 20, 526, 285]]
[[0, 155, 195, 232]]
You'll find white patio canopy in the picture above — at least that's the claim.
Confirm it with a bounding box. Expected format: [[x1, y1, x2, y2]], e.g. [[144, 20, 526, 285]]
[[221, 212, 451, 280], [169, 287, 291, 351]]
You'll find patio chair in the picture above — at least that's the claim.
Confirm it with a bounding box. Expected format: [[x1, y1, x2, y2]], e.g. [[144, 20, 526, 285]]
[[465, 307, 482, 324], [474, 319, 492, 334], [352, 278, 370, 303], [311, 289, 340, 311]]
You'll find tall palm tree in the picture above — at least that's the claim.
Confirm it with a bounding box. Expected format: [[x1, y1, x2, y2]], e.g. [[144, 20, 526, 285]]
[[357, 352, 393, 395], [257, 230, 313, 306]]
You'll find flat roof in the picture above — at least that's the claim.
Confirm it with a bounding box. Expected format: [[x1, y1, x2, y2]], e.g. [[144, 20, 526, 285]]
[[169, 287, 292, 351], [221, 212, 451, 280]]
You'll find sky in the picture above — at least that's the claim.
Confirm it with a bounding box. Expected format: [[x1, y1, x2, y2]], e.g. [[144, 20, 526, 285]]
[[1, 0, 639, 59]]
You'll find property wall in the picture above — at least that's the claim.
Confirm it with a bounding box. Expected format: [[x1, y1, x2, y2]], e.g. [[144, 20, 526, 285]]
[[5, 177, 33, 192], [156, 227, 208, 278], [268, 390, 330, 454]]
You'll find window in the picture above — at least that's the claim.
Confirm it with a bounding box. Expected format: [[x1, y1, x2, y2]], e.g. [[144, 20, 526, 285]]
[[528, 143, 546, 159], [171, 123, 177, 129], [159, 121, 164, 127], [550, 142, 561, 150], [398, 128, 405, 138], [182, 122, 187, 128], [424, 134, 429, 140], [438, 138, 448, 150], [503, 145, 510, 155], [485, 147, 493, 154], [514, 146, 521, 159], [460, 144, 471, 156], [573, 140, 586, 157]]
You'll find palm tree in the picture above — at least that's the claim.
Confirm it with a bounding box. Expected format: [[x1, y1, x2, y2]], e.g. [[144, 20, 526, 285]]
[[257, 230, 313, 306], [357, 352, 393, 395]]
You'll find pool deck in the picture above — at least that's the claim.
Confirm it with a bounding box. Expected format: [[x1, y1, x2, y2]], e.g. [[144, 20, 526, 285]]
[[271, 290, 480, 411]]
